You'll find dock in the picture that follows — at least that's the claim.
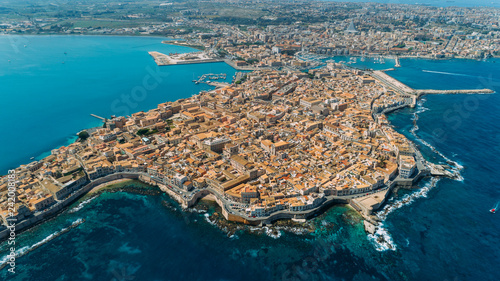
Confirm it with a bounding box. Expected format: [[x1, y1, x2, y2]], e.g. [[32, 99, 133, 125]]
[[193, 73, 227, 84], [394, 56, 401, 67], [192, 73, 230, 88]]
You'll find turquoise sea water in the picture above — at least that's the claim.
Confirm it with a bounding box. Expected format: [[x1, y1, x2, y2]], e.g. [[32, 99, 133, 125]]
[[0, 35, 237, 174], [0, 37, 500, 280]]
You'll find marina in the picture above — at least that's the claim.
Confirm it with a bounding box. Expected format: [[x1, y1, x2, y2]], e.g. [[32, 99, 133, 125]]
[[192, 73, 227, 85], [295, 51, 327, 68]]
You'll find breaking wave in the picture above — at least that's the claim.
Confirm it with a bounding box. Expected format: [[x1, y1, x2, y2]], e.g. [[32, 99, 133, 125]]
[[410, 102, 464, 181], [69, 195, 98, 213], [367, 223, 397, 251], [368, 177, 441, 251], [263, 226, 282, 239], [0, 218, 85, 270]]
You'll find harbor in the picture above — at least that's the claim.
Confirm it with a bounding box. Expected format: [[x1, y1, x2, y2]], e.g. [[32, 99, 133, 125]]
[[191, 73, 231, 88]]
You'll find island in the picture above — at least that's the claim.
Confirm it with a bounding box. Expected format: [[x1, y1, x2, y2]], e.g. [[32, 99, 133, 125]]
[[3, 62, 489, 241]]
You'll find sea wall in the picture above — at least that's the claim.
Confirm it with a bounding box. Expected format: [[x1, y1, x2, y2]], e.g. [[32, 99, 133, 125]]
[[137, 175, 186, 207], [415, 89, 494, 96], [0, 163, 433, 242], [0, 173, 140, 241]]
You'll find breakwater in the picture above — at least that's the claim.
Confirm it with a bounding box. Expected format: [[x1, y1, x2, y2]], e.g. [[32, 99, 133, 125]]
[[1, 166, 424, 240], [371, 70, 494, 96], [415, 88, 494, 96]]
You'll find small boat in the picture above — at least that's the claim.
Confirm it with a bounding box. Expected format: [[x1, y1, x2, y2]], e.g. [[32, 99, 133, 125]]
[[490, 209, 496, 214], [30, 157, 35, 160]]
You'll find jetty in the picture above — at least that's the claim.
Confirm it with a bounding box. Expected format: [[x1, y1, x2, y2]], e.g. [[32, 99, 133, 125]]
[[370, 70, 494, 97], [415, 88, 494, 96], [90, 114, 106, 121]]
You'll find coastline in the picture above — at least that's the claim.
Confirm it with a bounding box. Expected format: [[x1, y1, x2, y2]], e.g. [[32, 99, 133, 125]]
[[0, 35, 238, 175], [1, 35, 492, 244], [0, 173, 143, 242], [2, 33, 497, 60], [87, 178, 135, 194], [1, 1, 499, 276], [161, 40, 206, 51]]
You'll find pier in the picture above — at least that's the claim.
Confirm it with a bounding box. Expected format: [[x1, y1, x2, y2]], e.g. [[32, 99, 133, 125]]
[[371, 70, 494, 97], [394, 56, 401, 67], [90, 114, 106, 121], [415, 88, 494, 96]]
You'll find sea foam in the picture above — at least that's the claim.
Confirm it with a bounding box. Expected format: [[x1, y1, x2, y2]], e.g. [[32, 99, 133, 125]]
[[0, 218, 85, 269], [69, 195, 98, 213], [368, 177, 441, 251]]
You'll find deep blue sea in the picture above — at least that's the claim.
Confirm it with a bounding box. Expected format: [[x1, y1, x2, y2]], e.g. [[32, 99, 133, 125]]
[[0, 35, 237, 174], [1, 37, 500, 281]]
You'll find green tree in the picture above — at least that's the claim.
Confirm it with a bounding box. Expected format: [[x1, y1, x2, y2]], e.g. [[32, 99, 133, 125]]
[[137, 128, 150, 136], [78, 131, 90, 141]]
